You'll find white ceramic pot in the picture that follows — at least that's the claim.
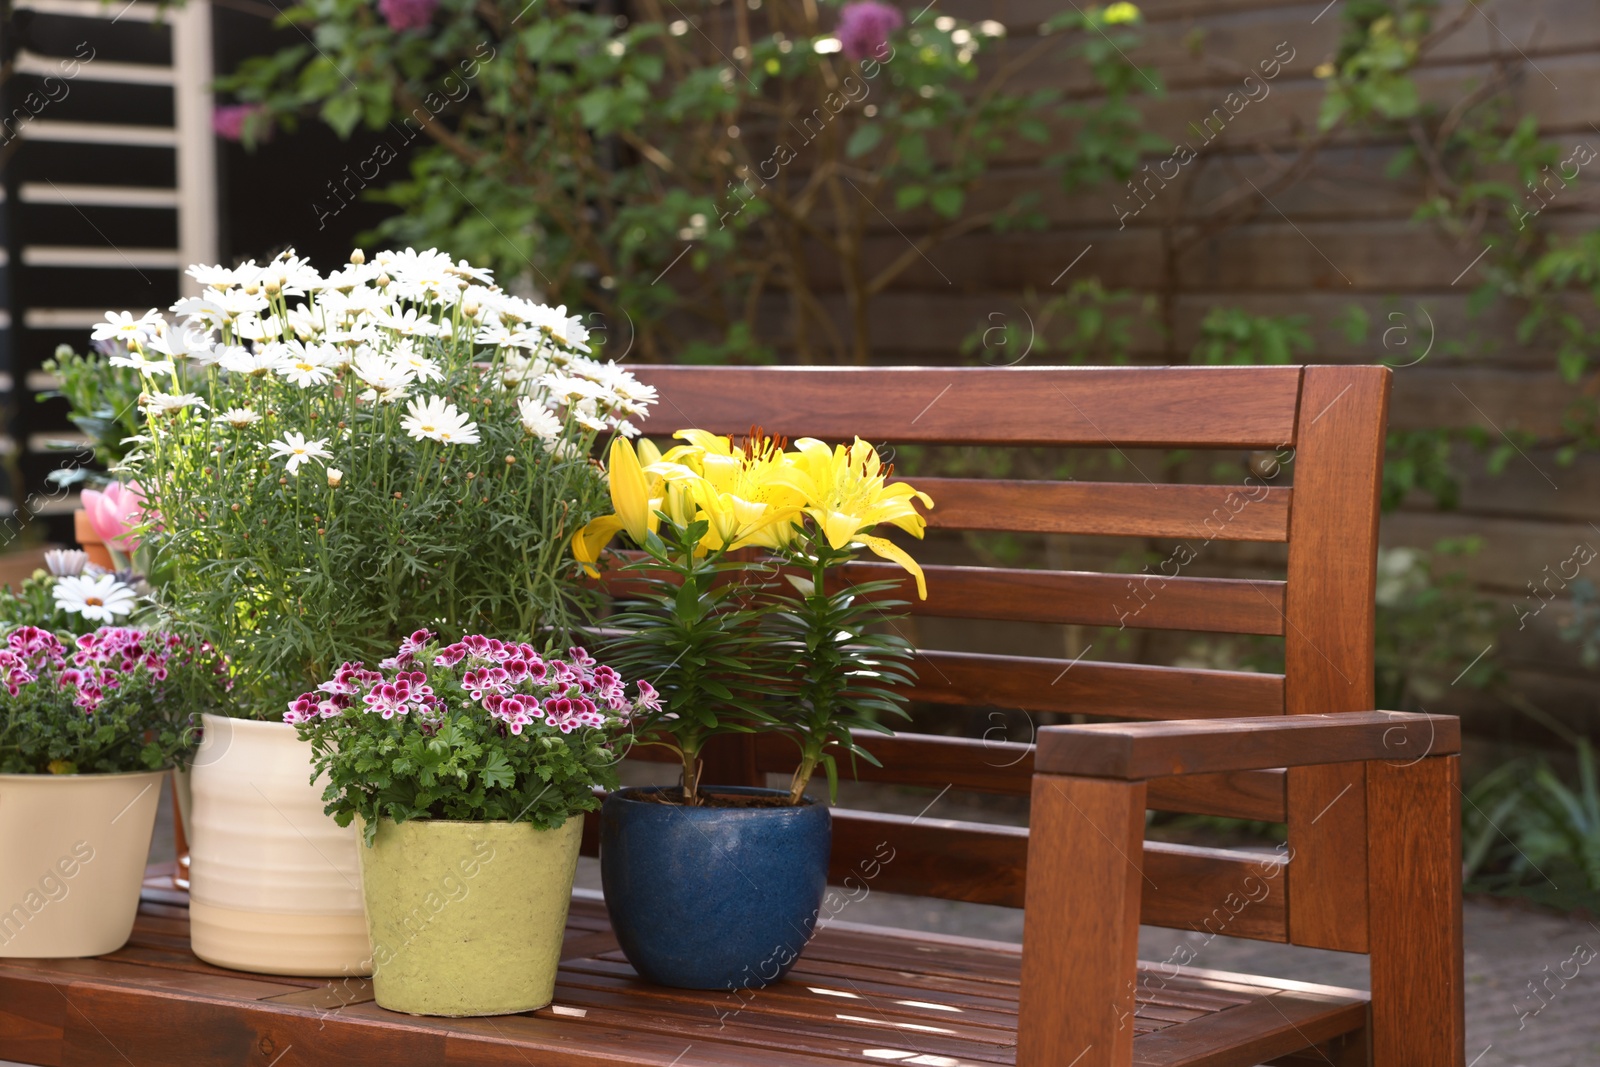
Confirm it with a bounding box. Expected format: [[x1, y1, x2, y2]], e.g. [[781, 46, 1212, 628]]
[[0, 769, 165, 957], [188, 713, 372, 976]]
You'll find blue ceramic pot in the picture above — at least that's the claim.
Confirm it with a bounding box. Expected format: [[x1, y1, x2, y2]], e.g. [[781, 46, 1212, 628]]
[[600, 785, 831, 991]]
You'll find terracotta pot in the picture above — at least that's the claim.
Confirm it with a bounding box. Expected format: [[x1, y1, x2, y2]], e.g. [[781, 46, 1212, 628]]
[[187, 713, 372, 976], [73, 509, 114, 569], [0, 769, 165, 957]]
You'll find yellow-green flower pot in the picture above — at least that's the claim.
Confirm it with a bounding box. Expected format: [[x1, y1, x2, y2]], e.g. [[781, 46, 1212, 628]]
[[359, 815, 583, 1016]]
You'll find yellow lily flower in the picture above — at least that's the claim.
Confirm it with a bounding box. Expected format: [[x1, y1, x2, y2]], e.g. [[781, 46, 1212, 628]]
[[569, 437, 661, 576], [608, 436, 656, 544], [773, 437, 934, 597]]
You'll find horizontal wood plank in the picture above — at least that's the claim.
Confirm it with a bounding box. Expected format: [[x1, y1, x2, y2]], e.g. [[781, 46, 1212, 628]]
[[914, 478, 1292, 543], [1036, 712, 1461, 780], [1132, 992, 1371, 1067], [629, 366, 1303, 448], [912, 650, 1286, 720], [597, 559, 1289, 634], [832, 809, 1289, 942], [746, 730, 1287, 821], [839, 561, 1288, 634], [1147, 769, 1286, 824]]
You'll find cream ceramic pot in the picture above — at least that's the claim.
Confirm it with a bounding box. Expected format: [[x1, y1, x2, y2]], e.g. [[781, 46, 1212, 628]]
[[0, 769, 164, 957], [187, 713, 372, 975]]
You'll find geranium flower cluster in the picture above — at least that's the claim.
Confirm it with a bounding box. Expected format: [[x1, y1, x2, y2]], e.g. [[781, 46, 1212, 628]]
[[285, 630, 659, 737], [0, 625, 225, 776], [96, 247, 653, 475], [0, 626, 212, 713]]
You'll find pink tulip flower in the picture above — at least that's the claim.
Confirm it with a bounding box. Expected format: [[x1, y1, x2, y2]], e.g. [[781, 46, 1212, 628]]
[[81, 482, 150, 553]]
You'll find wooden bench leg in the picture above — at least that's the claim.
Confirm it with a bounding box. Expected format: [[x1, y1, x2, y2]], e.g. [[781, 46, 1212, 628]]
[[1366, 754, 1465, 1067], [1018, 774, 1147, 1067]]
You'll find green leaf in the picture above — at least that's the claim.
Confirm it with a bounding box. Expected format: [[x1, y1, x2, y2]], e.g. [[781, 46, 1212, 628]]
[[895, 185, 927, 211], [320, 93, 363, 138], [930, 186, 965, 218], [846, 123, 883, 159]]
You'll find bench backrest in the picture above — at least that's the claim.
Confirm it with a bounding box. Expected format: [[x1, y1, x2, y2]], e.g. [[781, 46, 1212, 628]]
[[622, 364, 1389, 954]]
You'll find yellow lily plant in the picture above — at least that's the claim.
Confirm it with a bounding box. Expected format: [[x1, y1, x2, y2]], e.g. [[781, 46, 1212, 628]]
[[571, 427, 933, 809]]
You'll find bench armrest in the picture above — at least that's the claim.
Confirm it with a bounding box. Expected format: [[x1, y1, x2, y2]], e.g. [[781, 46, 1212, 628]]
[[1034, 710, 1458, 780]]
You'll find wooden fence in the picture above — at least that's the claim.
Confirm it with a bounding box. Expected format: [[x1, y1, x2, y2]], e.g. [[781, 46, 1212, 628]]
[[834, 0, 1600, 738]]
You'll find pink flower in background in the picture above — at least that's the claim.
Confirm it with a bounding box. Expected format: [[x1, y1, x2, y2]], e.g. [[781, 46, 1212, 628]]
[[212, 103, 269, 143], [837, 1, 903, 61], [81, 482, 150, 553], [378, 0, 437, 32]]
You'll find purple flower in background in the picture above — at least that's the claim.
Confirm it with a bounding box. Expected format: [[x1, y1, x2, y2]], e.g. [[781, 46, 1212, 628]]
[[379, 0, 437, 33], [837, 0, 903, 62], [212, 103, 269, 143]]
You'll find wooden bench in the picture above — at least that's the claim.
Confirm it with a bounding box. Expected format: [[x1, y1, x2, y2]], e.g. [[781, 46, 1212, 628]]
[[0, 364, 1465, 1066]]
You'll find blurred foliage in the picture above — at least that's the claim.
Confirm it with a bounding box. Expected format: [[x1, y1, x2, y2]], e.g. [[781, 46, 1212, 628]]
[[1189, 308, 1311, 366], [1561, 579, 1600, 670], [960, 279, 1155, 367], [38, 345, 143, 486], [1373, 539, 1498, 708], [1466, 739, 1600, 914], [220, 0, 1162, 365]]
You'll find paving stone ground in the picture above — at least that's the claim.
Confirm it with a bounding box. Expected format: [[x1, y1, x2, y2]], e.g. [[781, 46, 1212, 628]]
[[42, 778, 1586, 1067]]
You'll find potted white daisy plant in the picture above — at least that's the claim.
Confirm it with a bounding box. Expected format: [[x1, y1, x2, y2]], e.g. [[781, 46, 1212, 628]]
[[73, 246, 653, 977]]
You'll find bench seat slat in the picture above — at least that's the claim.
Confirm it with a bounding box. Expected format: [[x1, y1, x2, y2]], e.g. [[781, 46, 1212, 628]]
[[0, 890, 1370, 1067], [629, 365, 1303, 448]]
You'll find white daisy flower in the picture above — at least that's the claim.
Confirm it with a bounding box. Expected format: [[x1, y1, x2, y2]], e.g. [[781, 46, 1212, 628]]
[[376, 306, 450, 339], [517, 396, 563, 439], [169, 295, 229, 329], [214, 407, 262, 429], [91, 309, 165, 345], [449, 258, 496, 285], [266, 432, 334, 475], [233, 313, 284, 342], [352, 350, 413, 392], [213, 289, 271, 317], [110, 350, 177, 377], [147, 325, 215, 361], [475, 323, 517, 348], [221, 345, 283, 376], [400, 395, 481, 446], [44, 549, 89, 577], [186, 263, 243, 289], [326, 467, 344, 488], [390, 343, 444, 384], [140, 392, 208, 416], [53, 573, 138, 623], [276, 341, 338, 388], [192, 343, 240, 368]]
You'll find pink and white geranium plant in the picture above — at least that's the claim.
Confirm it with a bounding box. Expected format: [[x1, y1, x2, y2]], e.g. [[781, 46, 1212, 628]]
[[0, 625, 228, 775], [289, 631, 651, 844]]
